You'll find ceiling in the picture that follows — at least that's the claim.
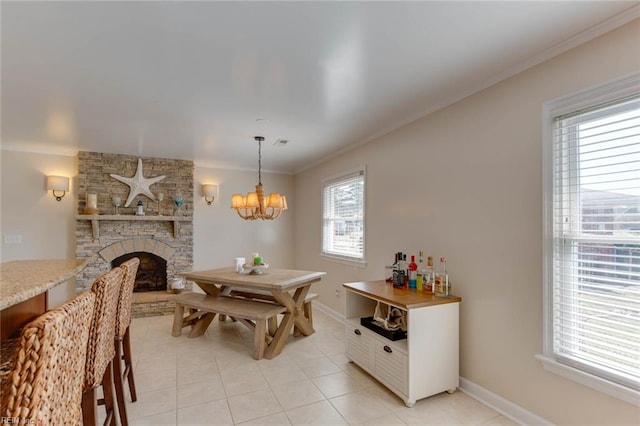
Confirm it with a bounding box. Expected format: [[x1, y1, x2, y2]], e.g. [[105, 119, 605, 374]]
[[1, 1, 638, 174]]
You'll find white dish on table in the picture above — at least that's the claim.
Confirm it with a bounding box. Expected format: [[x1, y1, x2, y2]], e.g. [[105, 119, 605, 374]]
[[241, 263, 269, 274]]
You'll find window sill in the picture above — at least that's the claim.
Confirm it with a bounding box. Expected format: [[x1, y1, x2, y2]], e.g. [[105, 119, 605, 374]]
[[320, 253, 367, 268], [536, 355, 640, 406]]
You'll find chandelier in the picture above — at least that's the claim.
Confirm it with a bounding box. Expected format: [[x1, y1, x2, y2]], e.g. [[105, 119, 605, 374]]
[[231, 136, 288, 220]]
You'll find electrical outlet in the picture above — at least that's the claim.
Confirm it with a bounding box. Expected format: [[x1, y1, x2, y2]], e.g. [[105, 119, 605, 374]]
[[4, 234, 22, 244], [335, 289, 340, 297]]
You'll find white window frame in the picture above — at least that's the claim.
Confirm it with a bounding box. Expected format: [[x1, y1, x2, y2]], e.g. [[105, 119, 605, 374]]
[[539, 72, 640, 406], [321, 167, 366, 266]]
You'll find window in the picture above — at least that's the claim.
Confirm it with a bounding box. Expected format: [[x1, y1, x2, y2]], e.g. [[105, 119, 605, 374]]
[[541, 74, 640, 405], [322, 169, 365, 263]]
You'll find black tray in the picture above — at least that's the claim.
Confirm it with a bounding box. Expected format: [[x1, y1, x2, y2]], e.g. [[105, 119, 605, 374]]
[[360, 317, 407, 341]]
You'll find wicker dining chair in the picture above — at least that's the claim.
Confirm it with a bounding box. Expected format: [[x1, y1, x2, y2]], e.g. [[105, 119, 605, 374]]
[[112, 257, 140, 426], [82, 267, 124, 426], [1, 291, 96, 425]]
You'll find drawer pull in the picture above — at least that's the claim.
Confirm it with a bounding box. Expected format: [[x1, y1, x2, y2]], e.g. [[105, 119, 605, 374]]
[[354, 329, 362, 336], [383, 345, 393, 353]]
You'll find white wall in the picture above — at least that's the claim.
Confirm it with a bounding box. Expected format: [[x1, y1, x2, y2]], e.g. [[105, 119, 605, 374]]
[[294, 20, 640, 425], [0, 151, 295, 271], [0, 151, 77, 261], [193, 166, 295, 270]]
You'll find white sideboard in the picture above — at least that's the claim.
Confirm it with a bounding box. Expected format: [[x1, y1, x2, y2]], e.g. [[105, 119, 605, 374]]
[[343, 280, 461, 407]]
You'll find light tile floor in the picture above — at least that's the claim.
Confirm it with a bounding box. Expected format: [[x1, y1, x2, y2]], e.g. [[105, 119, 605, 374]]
[[115, 309, 517, 425]]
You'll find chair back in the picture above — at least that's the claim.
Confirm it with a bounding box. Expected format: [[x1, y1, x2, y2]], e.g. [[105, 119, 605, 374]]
[[84, 267, 124, 390], [116, 257, 140, 340], [1, 291, 96, 424]]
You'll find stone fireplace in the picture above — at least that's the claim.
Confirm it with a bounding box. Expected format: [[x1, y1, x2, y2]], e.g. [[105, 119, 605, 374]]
[[75, 151, 194, 317]]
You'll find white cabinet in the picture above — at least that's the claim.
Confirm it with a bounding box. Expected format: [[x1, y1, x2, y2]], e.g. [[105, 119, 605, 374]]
[[343, 281, 461, 407]]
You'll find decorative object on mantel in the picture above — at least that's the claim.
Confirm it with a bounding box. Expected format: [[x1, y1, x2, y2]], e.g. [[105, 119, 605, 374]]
[[85, 191, 99, 215], [156, 192, 164, 215], [110, 158, 166, 207], [173, 194, 185, 215], [46, 175, 70, 201], [231, 136, 288, 220], [202, 184, 218, 205], [135, 200, 145, 216], [111, 196, 122, 215]]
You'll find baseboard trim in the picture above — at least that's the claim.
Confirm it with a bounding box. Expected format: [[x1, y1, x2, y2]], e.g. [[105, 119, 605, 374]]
[[312, 300, 346, 325], [459, 377, 552, 426]]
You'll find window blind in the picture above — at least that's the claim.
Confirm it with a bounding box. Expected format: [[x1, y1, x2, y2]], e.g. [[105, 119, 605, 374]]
[[552, 95, 640, 390], [322, 170, 365, 260]]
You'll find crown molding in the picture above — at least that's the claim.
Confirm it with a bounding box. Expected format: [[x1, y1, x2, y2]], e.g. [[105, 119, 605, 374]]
[[295, 4, 640, 175]]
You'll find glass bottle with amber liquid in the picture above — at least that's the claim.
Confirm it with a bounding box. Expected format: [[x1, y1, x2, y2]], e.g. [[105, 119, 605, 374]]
[[434, 257, 449, 297], [425, 256, 434, 292]]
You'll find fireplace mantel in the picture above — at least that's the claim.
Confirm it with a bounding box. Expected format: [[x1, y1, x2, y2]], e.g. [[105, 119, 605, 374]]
[[76, 215, 192, 239]]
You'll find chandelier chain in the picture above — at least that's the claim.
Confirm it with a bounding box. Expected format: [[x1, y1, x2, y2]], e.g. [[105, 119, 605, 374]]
[[258, 137, 262, 185]]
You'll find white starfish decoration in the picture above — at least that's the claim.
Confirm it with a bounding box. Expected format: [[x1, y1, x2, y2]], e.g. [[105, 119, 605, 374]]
[[110, 158, 166, 207]]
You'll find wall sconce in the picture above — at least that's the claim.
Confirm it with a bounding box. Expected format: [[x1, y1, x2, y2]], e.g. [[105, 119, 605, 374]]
[[46, 175, 70, 201], [202, 184, 218, 205]]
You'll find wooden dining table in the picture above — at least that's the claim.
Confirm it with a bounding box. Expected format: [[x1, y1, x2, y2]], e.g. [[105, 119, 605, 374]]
[[181, 267, 325, 359]]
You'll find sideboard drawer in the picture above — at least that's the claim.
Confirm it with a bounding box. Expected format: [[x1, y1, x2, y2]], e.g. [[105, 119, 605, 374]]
[[345, 325, 373, 370], [374, 341, 408, 393]]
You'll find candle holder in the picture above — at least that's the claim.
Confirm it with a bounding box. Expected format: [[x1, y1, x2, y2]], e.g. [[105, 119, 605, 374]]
[[173, 195, 185, 215], [85, 192, 100, 215], [112, 196, 122, 215], [157, 192, 164, 216]]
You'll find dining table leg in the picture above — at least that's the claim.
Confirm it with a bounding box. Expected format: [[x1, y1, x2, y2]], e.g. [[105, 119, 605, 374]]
[[264, 285, 313, 359]]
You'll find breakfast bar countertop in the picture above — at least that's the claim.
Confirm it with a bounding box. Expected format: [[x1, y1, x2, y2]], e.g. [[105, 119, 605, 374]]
[[0, 259, 88, 310]]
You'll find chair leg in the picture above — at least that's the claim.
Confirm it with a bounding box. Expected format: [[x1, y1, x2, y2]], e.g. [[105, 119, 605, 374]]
[[101, 361, 117, 426], [122, 327, 137, 402], [113, 339, 129, 426], [82, 388, 98, 426]]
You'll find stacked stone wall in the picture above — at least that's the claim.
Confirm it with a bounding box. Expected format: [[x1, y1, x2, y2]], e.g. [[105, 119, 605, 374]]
[[75, 152, 194, 315]]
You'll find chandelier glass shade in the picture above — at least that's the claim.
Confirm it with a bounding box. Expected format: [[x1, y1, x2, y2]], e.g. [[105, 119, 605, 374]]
[[231, 136, 288, 220]]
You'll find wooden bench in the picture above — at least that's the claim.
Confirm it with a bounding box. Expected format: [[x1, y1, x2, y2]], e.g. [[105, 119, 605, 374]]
[[171, 292, 287, 360], [227, 290, 318, 336]]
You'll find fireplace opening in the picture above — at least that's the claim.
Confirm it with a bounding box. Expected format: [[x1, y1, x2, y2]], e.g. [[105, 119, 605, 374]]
[[112, 252, 167, 292]]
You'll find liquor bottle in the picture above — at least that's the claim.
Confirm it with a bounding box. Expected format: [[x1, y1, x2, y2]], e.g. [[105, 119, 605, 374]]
[[393, 252, 405, 288], [425, 256, 434, 292], [434, 257, 449, 297], [408, 255, 418, 289], [402, 254, 408, 287], [416, 250, 424, 291], [386, 252, 399, 283]]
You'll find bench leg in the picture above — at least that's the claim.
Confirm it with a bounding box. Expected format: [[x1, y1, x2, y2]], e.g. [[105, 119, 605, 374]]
[[172, 302, 185, 337], [253, 319, 267, 360]]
